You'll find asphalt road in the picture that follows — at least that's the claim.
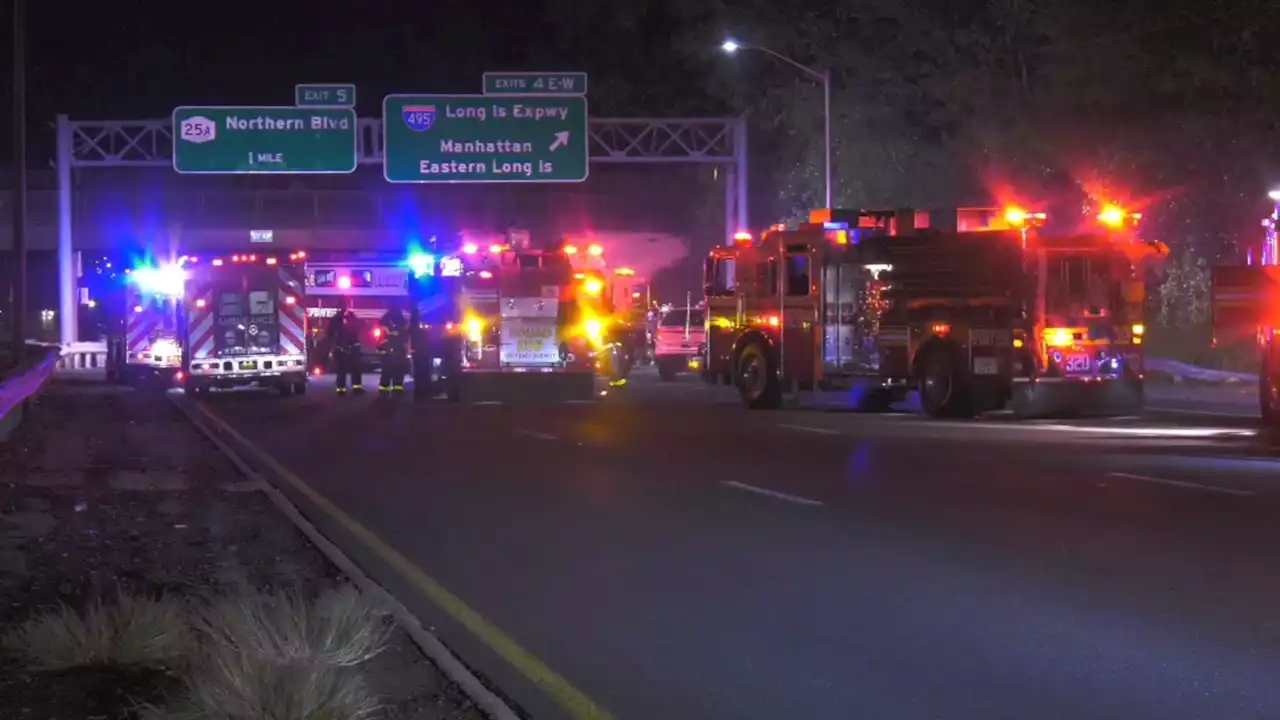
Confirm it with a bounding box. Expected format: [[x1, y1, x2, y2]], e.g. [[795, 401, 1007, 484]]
[[188, 368, 1280, 720]]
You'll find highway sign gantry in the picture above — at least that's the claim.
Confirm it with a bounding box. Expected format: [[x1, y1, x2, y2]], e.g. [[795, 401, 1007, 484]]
[[172, 106, 358, 174], [382, 94, 589, 183], [483, 72, 588, 96], [295, 84, 357, 107]]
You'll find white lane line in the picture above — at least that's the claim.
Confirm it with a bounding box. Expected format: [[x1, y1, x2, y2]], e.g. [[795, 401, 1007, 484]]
[[515, 428, 558, 441], [473, 401, 504, 406], [1145, 405, 1257, 418], [721, 481, 825, 506], [1107, 472, 1256, 497], [777, 423, 840, 435]]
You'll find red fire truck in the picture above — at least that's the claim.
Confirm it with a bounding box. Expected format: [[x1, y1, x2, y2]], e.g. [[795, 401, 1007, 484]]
[[103, 262, 184, 386], [1211, 265, 1279, 424], [303, 253, 412, 373], [703, 206, 1165, 417], [180, 251, 309, 396], [408, 238, 598, 402]]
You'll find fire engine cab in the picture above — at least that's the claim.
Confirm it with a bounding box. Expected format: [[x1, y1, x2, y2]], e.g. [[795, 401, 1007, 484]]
[[704, 206, 1164, 417], [407, 234, 599, 402]]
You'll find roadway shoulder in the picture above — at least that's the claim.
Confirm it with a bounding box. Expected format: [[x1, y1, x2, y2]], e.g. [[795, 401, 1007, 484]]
[[0, 382, 488, 720]]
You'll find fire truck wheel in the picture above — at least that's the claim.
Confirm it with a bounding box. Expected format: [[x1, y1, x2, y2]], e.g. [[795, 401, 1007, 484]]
[[918, 344, 974, 419], [293, 381, 307, 396], [278, 381, 296, 398], [735, 342, 781, 409]]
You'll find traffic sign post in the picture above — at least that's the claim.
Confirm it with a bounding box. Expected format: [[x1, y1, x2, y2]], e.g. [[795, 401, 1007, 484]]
[[295, 84, 357, 107], [483, 72, 588, 96], [172, 106, 358, 174], [382, 94, 589, 183]]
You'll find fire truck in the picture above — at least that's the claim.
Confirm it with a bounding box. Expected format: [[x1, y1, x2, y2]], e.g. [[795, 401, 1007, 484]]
[[562, 240, 652, 371], [703, 206, 1165, 417], [1210, 197, 1280, 425], [407, 236, 598, 402], [179, 251, 310, 396], [103, 263, 184, 386], [303, 253, 412, 373]]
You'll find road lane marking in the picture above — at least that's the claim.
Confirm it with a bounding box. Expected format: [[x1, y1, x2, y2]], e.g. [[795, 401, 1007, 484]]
[[1107, 471, 1255, 497], [721, 481, 825, 506], [776, 423, 840, 435], [473, 400, 504, 406], [1146, 405, 1257, 418], [516, 428, 558, 441], [190, 402, 614, 720]]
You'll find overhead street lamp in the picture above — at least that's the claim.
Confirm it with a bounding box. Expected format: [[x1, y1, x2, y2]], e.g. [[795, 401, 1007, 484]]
[[721, 38, 833, 209]]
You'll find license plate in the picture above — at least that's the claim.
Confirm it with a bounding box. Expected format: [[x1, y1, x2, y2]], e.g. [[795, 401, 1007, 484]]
[[1063, 353, 1091, 373], [972, 357, 999, 375], [238, 360, 259, 371], [517, 340, 544, 353]]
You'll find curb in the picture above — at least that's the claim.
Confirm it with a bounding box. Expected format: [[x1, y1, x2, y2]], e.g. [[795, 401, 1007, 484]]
[[170, 392, 523, 720]]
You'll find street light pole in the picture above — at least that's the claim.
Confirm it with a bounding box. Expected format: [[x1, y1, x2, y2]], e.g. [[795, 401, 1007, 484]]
[[10, 0, 27, 360], [722, 39, 833, 208], [822, 67, 831, 209]]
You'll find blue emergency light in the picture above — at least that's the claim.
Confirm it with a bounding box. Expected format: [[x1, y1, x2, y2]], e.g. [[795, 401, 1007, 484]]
[[407, 252, 435, 278], [129, 264, 186, 297]]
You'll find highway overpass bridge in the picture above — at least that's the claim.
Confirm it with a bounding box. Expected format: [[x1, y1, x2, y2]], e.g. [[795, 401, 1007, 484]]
[[0, 114, 748, 344]]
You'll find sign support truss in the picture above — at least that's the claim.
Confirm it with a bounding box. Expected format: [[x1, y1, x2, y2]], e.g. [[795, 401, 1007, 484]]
[[54, 114, 748, 344]]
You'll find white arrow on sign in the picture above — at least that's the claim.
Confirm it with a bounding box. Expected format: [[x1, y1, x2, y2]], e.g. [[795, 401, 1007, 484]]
[[548, 131, 570, 152]]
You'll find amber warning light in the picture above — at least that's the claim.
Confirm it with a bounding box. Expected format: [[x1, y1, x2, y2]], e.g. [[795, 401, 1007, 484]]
[[1098, 204, 1142, 228], [1003, 207, 1047, 228]]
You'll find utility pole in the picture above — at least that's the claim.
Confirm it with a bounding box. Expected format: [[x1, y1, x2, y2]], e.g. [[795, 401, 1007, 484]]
[[10, 0, 27, 363]]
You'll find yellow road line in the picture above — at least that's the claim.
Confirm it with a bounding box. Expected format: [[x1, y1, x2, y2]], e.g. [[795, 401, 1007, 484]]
[[193, 401, 615, 720]]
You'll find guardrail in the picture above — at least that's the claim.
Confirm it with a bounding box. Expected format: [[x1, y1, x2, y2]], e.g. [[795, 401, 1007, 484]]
[[0, 343, 61, 442], [56, 341, 108, 374]]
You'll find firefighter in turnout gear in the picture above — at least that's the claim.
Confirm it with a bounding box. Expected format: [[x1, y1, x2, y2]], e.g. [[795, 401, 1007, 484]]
[[377, 307, 410, 392], [327, 309, 365, 393]]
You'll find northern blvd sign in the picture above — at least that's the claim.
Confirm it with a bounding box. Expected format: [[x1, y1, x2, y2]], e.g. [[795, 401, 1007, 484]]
[[172, 106, 358, 174], [483, 72, 587, 96], [382, 95, 588, 183]]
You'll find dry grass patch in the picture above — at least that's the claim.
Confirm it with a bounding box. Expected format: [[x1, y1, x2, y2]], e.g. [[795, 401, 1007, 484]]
[[1, 591, 194, 670], [153, 586, 392, 720]]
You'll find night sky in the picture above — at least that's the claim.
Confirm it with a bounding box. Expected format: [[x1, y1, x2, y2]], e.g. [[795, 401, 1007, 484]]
[[0, 1, 729, 162]]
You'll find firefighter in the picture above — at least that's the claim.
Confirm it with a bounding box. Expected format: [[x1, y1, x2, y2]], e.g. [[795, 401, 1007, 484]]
[[327, 308, 365, 393], [377, 307, 410, 392]]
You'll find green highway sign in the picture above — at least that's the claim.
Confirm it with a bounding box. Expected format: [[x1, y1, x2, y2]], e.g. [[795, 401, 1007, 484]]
[[382, 94, 589, 183], [483, 72, 587, 96], [295, 83, 356, 107], [172, 106, 358, 174]]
